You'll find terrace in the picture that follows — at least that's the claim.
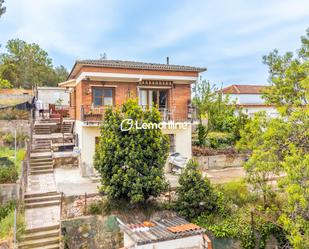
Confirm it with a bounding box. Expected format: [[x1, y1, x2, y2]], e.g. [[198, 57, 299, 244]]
[[80, 104, 196, 122]]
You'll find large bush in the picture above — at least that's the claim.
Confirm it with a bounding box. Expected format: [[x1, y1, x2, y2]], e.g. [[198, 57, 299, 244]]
[[94, 99, 169, 204], [176, 159, 218, 219]]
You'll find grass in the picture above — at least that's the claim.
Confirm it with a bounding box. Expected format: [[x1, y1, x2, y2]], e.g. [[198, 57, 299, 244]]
[[0, 209, 25, 241], [0, 147, 26, 171]]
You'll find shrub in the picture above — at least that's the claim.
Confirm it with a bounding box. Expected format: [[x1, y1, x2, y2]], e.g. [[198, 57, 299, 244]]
[[175, 159, 218, 219], [217, 180, 258, 207], [206, 131, 235, 149], [0, 157, 18, 183], [0, 108, 28, 120], [88, 200, 105, 215], [0, 201, 16, 222]]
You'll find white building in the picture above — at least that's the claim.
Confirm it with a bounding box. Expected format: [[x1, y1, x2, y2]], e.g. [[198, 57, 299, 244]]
[[221, 84, 278, 117], [37, 87, 70, 109], [119, 216, 212, 249]]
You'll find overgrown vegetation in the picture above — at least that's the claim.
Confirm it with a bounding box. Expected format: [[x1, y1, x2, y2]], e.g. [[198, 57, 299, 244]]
[[94, 99, 169, 204], [191, 29, 309, 249], [0, 147, 25, 183], [193, 81, 248, 150], [0, 108, 29, 120]]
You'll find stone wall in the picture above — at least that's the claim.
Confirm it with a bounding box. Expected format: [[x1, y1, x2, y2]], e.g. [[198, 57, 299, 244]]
[[0, 120, 30, 135], [195, 154, 247, 170], [0, 183, 19, 204], [61, 215, 123, 249]]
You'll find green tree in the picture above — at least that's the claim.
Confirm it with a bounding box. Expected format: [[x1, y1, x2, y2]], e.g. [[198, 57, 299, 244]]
[[262, 28, 309, 114], [238, 29, 309, 248], [94, 99, 169, 204], [193, 80, 248, 146], [0, 0, 6, 18], [176, 159, 217, 219], [0, 39, 68, 88], [0, 78, 12, 89]]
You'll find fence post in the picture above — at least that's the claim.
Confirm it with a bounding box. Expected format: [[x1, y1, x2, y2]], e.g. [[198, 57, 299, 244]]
[[13, 208, 17, 248]]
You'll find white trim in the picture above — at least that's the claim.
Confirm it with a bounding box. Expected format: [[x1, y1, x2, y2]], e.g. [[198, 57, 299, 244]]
[[76, 72, 198, 84]]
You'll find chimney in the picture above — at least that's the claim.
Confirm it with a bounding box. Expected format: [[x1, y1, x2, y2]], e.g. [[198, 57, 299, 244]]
[[166, 56, 169, 65]]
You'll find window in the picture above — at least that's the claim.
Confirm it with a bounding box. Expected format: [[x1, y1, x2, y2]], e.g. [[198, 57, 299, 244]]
[[139, 89, 168, 109], [93, 87, 114, 106]]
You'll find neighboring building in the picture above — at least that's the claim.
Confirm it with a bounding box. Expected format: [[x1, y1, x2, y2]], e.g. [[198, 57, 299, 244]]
[[59, 59, 206, 176], [119, 216, 212, 249], [221, 84, 278, 117], [37, 86, 70, 109]]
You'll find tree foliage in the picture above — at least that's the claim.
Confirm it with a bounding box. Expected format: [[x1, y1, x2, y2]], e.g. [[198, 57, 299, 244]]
[[0, 78, 12, 89], [262, 28, 309, 114], [0, 39, 68, 88], [193, 80, 248, 146], [0, 0, 5, 18], [176, 159, 218, 219], [94, 99, 169, 204], [238, 28, 309, 248]]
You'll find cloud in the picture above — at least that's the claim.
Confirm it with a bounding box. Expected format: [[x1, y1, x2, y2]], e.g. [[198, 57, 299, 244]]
[[0, 0, 308, 84]]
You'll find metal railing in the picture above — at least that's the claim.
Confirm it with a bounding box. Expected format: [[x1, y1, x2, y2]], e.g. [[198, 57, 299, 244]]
[[80, 104, 197, 122]]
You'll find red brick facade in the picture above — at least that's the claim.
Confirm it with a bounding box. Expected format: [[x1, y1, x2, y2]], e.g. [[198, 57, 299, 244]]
[[69, 66, 197, 122]]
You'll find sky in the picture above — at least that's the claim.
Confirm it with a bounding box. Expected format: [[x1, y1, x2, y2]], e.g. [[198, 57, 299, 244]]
[[0, 0, 308, 87]]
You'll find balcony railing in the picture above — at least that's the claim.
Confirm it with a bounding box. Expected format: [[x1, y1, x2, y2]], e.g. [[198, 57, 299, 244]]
[[81, 105, 197, 122]]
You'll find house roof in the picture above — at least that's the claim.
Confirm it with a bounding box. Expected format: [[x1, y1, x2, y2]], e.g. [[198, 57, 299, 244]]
[[0, 89, 33, 95], [119, 216, 205, 245], [221, 84, 266, 94], [68, 59, 207, 79]]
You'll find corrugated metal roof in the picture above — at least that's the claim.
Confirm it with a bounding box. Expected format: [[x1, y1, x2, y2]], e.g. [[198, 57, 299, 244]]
[[75, 59, 207, 73], [120, 216, 205, 245]]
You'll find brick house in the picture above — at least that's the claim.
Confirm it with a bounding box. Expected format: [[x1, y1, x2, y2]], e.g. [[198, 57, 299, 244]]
[[59, 59, 206, 176]]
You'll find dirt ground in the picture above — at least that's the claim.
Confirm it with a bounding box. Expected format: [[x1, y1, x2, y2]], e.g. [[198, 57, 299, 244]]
[[166, 167, 246, 188]]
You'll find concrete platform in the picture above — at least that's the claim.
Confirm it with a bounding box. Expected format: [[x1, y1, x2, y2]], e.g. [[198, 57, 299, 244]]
[[54, 168, 99, 196]]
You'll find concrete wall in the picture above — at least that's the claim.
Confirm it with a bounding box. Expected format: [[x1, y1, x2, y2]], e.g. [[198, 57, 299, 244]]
[[0, 183, 19, 204], [37, 87, 69, 106], [76, 121, 100, 176], [76, 121, 192, 176], [61, 215, 123, 249], [196, 154, 247, 170], [240, 106, 278, 118], [162, 123, 192, 159], [124, 233, 204, 249]]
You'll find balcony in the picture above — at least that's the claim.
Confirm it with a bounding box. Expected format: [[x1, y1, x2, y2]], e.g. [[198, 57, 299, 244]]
[[80, 105, 196, 122]]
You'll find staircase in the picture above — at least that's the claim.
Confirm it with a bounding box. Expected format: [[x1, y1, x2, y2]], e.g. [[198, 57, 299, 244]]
[[19, 225, 60, 249], [33, 124, 51, 135], [61, 122, 73, 133], [20, 118, 61, 249]]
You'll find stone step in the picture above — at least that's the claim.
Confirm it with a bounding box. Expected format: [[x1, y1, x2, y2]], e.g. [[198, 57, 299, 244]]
[[25, 194, 61, 204], [30, 161, 53, 165], [30, 166, 53, 171], [22, 229, 59, 241], [30, 159, 52, 164], [25, 200, 60, 209], [25, 191, 58, 199], [30, 169, 54, 175], [18, 236, 59, 249]]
